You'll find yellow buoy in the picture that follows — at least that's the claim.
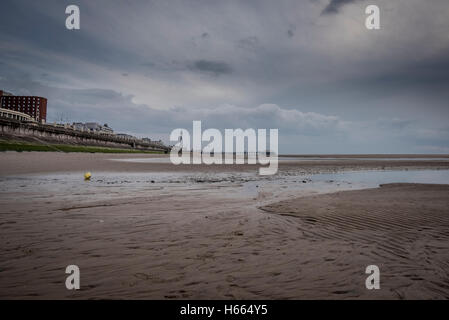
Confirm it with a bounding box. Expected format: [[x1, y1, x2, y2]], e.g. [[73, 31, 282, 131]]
[[84, 172, 92, 180]]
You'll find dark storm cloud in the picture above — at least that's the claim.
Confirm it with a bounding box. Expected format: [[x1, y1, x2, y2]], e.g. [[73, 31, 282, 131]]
[[236, 36, 260, 52], [321, 0, 362, 14], [0, 0, 448, 153], [189, 60, 232, 76]]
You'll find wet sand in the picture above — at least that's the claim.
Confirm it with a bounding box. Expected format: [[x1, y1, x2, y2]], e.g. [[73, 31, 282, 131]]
[[1, 152, 449, 299], [261, 183, 449, 299], [1, 151, 449, 175]]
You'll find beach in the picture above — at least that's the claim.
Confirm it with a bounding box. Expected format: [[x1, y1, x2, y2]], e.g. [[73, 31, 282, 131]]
[[1, 152, 449, 299]]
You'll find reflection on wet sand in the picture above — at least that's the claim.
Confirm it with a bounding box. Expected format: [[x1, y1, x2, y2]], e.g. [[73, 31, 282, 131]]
[[1, 152, 449, 299]]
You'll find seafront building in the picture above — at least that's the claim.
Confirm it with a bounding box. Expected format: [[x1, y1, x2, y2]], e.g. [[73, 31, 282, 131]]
[[116, 133, 136, 140], [0, 108, 35, 122], [0, 89, 168, 149], [0, 90, 47, 122], [85, 122, 114, 134], [72, 122, 114, 135], [0, 90, 13, 97], [143, 137, 164, 146]]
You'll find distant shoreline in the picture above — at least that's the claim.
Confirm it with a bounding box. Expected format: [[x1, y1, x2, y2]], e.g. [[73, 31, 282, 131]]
[[2, 151, 449, 176], [280, 154, 449, 158], [0, 140, 164, 154]]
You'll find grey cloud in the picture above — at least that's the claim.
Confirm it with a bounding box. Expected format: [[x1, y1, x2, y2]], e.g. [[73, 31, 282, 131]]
[[376, 118, 415, 131], [1, 0, 448, 153], [189, 60, 232, 76], [140, 62, 155, 68], [2, 73, 448, 154], [287, 24, 296, 38], [321, 0, 362, 15], [236, 36, 260, 52]]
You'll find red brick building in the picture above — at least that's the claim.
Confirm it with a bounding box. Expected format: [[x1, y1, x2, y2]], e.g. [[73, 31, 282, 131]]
[[0, 90, 47, 122]]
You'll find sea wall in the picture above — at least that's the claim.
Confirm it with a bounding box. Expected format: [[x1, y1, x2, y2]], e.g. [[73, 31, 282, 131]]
[[0, 118, 169, 152]]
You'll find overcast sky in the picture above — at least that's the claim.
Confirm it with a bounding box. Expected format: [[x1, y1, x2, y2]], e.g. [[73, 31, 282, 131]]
[[1, 0, 448, 153]]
